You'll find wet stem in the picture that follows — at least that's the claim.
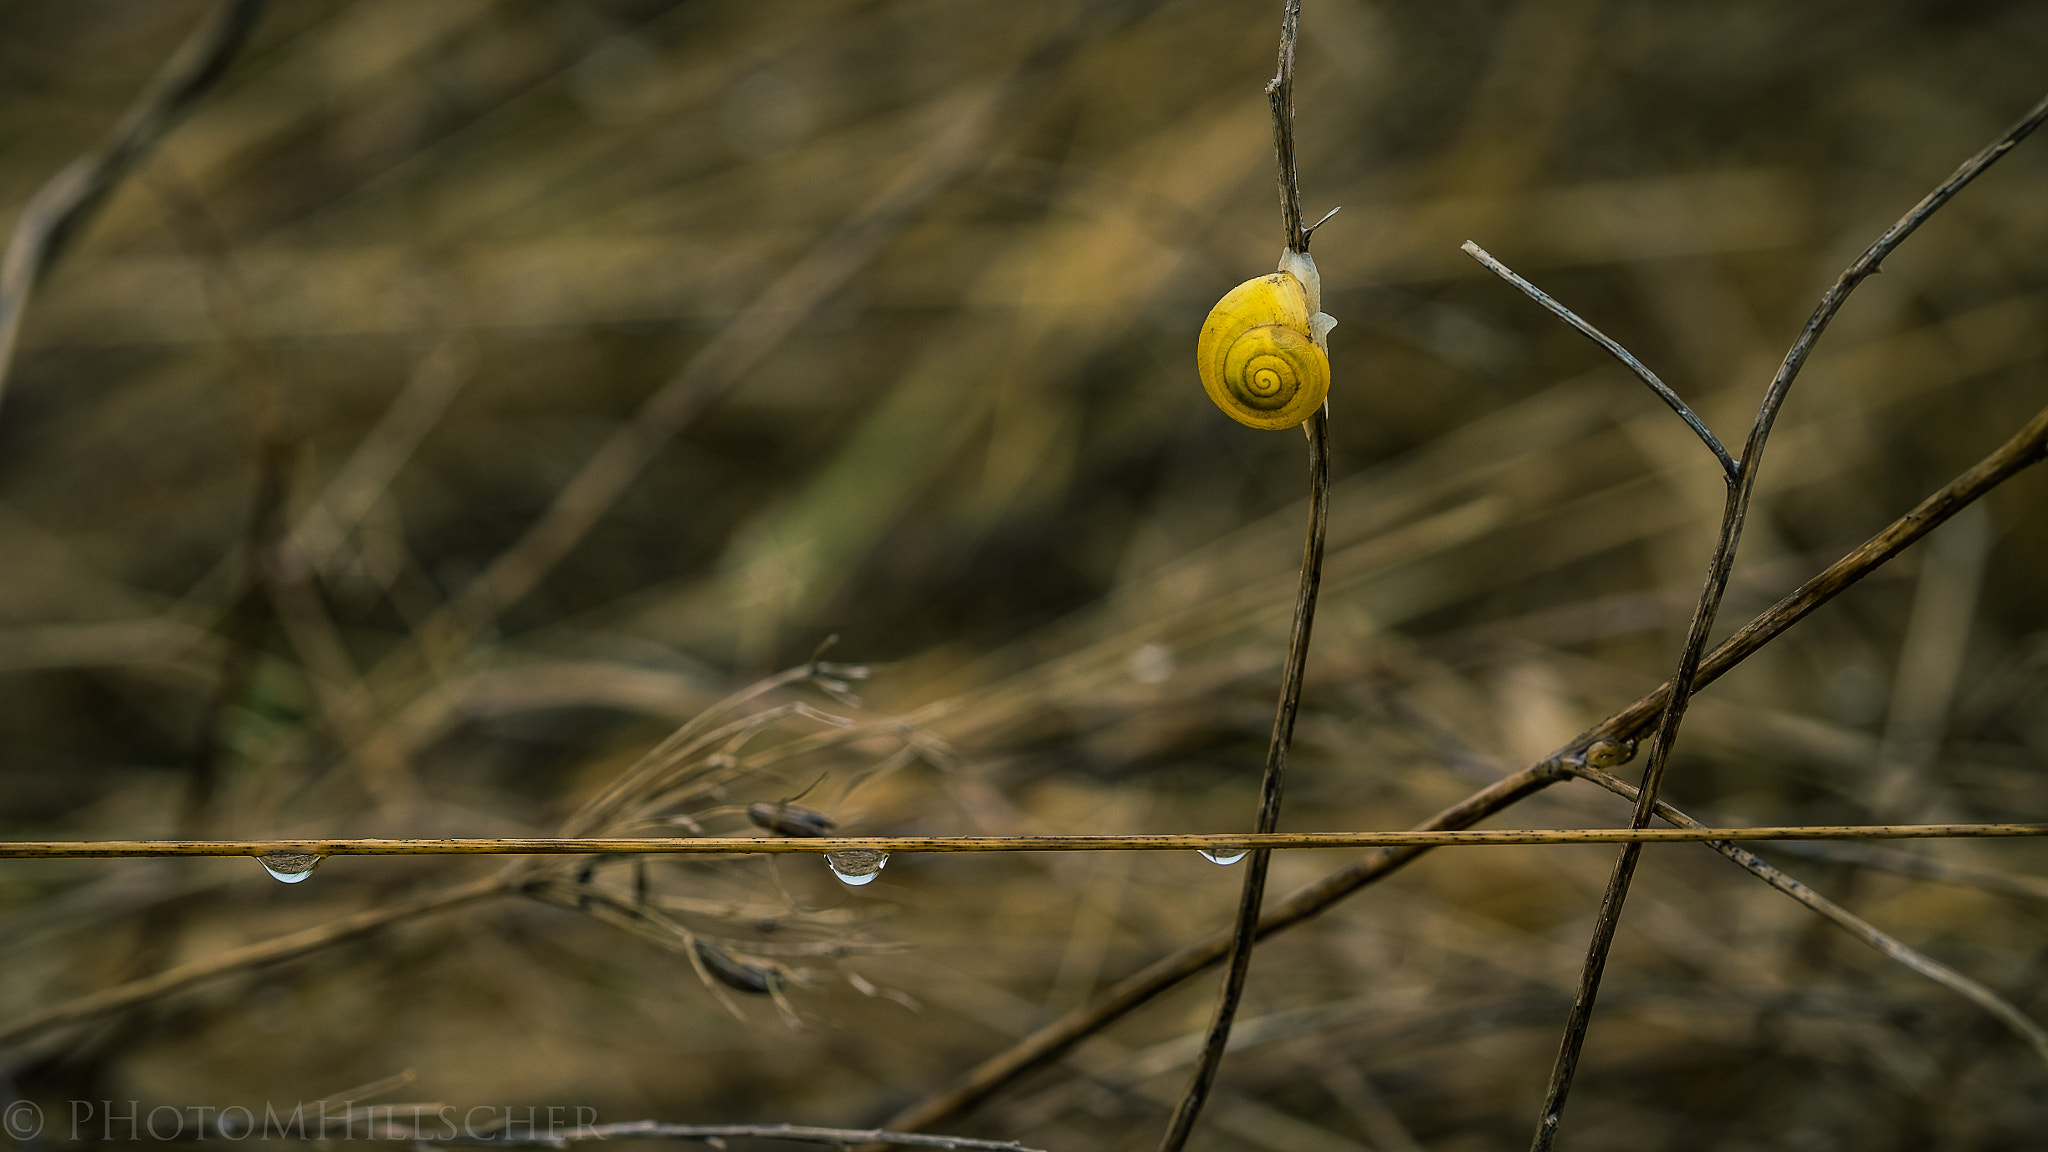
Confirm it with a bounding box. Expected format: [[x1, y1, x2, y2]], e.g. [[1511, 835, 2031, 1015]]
[[1157, 406, 1328, 1152]]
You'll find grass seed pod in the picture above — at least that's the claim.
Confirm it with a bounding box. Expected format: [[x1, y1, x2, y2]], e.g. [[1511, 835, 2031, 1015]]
[[694, 939, 778, 995], [1197, 251, 1335, 431], [747, 800, 836, 837]]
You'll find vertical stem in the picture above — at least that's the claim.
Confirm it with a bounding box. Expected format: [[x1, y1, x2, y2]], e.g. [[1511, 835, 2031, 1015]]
[[1267, 0, 1306, 252], [1156, 410, 1328, 1152]]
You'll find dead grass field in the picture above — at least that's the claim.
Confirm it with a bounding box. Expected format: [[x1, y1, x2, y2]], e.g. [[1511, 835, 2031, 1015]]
[[2, 2, 2047, 1149]]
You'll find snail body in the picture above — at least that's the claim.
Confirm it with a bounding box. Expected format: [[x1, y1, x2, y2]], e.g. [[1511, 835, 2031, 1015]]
[[1198, 249, 1337, 430]]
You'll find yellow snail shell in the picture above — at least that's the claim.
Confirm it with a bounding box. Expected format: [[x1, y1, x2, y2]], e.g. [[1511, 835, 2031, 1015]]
[[1197, 249, 1337, 431]]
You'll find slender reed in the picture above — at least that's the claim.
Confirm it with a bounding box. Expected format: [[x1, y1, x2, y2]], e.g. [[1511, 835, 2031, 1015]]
[[5, 823, 2045, 861]]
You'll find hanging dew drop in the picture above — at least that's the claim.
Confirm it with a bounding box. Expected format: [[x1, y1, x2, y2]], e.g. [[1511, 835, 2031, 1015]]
[[825, 849, 889, 886], [1198, 846, 1248, 866], [258, 852, 323, 884]]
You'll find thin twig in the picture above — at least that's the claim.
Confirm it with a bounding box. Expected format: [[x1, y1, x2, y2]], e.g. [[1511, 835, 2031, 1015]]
[[1156, 5, 1323, 1145], [882, 396, 2048, 1135], [0, 0, 269, 413], [1565, 764, 2048, 1070], [1266, 0, 1306, 253], [5, 823, 2046, 861], [1528, 88, 2048, 1151], [1758, 840, 2048, 905], [1461, 241, 1735, 480]]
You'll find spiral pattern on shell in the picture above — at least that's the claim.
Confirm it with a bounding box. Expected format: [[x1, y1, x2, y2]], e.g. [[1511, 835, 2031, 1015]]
[[1197, 270, 1330, 431]]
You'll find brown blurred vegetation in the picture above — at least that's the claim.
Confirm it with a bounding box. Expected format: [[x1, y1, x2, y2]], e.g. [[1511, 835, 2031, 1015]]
[[3, 0, 2048, 1148]]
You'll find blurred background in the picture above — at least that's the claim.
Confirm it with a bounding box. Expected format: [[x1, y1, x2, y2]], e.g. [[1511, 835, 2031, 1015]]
[[2, 0, 2047, 1148]]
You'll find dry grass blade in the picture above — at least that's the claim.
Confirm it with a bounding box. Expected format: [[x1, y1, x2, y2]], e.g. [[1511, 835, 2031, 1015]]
[[196, 1116, 1045, 1152], [1565, 763, 2048, 1070], [1761, 841, 2048, 905], [8, 823, 2048, 860], [0, 0, 267, 411]]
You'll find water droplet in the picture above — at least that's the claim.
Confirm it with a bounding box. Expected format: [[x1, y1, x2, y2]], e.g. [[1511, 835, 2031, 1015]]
[[1198, 845, 1248, 866], [825, 849, 889, 886], [258, 852, 323, 884]]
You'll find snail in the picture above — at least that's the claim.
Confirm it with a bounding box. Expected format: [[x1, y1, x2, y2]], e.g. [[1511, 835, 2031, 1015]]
[[1198, 249, 1338, 430]]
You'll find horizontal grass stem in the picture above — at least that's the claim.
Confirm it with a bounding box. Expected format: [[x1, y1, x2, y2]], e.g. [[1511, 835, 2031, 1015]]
[[5, 825, 2046, 860]]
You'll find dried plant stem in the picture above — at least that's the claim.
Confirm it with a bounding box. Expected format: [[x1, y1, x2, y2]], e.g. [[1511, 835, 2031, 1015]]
[[1461, 241, 1734, 479], [5, 823, 2046, 861], [1155, 415, 1323, 1152], [1155, 5, 1323, 1143], [1565, 765, 2048, 1069], [0, 0, 269, 413], [218, 1118, 1041, 1152], [534, 1125, 1042, 1152], [0, 874, 504, 1049], [884, 395, 2048, 1134], [1267, 0, 1306, 252], [1528, 88, 2048, 1151], [1761, 841, 2048, 905]]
